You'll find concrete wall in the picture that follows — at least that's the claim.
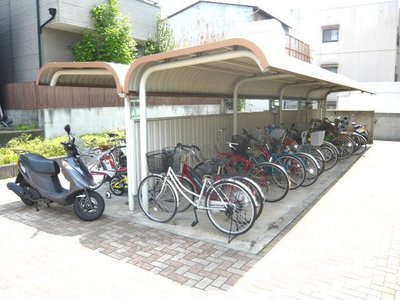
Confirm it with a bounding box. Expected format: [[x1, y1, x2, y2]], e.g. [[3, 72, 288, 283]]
[[5, 109, 40, 127], [5, 104, 222, 138], [42, 28, 81, 64], [0, 0, 40, 83], [51, 0, 159, 42], [0, 0, 14, 83], [374, 113, 400, 140]]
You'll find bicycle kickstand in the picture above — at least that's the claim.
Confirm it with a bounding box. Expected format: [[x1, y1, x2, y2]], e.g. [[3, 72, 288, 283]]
[[191, 206, 199, 227]]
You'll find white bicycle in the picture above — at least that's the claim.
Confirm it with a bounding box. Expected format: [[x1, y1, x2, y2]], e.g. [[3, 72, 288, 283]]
[[137, 147, 257, 238]]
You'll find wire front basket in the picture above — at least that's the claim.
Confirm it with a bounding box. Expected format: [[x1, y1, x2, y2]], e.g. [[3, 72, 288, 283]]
[[146, 147, 182, 174]]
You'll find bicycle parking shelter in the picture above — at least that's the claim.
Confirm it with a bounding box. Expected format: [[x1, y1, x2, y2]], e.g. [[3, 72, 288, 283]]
[[36, 37, 371, 210]]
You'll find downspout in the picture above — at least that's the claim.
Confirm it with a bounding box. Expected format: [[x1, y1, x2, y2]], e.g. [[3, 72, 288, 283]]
[[36, 3, 56, 68], [36, 0, 42, 68], [137, 50, 262, 181]]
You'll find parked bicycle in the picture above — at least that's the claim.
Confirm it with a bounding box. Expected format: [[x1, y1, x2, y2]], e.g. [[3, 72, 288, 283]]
[[137, 146, 258, 241]]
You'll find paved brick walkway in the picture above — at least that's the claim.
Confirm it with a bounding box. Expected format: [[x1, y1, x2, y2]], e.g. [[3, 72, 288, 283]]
[[0, 200, 260, 293], [1, 140, 400, 298]]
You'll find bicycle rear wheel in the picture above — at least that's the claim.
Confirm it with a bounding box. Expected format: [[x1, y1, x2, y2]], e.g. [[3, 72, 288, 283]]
[[249, 162, 290, 202], [138, 174, 177, 223], [352, 134, 367, 155], [273, 155, 306, 189], [231, 176, 264, 220], [319, 145, 337, 170], [335, 135, 354, 159], [205, 179, 256, 236], [310, 148, 325, 175]]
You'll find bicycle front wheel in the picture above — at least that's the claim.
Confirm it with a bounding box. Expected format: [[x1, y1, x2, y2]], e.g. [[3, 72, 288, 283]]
[[294, 152, 319, 187], [249, 162, 290, 202], [274, 155, 306, 189], [205, 179, 256, 236], [138, 174, 177, 223]]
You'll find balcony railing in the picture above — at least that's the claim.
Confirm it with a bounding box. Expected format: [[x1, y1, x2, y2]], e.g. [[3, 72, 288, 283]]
[[285, 34, 311, 63]]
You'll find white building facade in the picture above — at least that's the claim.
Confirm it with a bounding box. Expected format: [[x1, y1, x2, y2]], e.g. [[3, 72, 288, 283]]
[[305, 0, 399, 82]]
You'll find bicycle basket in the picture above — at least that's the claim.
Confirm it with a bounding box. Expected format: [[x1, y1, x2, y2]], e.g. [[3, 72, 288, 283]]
[[231, 135, 249, 155], [146, 147, 182, 174], [310, 130, 325, 146]]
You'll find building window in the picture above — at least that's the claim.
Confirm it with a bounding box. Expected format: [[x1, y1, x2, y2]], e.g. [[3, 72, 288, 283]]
[[322, 25, 339, 43], [321, 64, 338, 73]]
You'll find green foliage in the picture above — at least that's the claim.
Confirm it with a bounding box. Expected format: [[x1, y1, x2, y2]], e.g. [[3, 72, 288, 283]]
[[224, 99, 247, 112], [144, 15, 177, 55], [0, 130, 125, 166], [15, 124, 36, 131], [73, 0, 136, 64]]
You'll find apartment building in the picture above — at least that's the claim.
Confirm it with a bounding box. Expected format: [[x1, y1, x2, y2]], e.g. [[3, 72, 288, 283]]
[[0, 0, 160, 84], [298, 0, 399, 82]]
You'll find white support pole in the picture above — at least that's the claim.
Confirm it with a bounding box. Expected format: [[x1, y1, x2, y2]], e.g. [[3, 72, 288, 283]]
[[323, 93, 329, 119], [279, 89, 284, 125], [139, 81, 148, 181], [233, 93, 238, 135], [124, 96, 136, 211]]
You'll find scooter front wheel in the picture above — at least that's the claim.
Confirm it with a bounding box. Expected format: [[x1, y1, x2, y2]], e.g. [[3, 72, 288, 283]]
[[73, 190, 105, 221]]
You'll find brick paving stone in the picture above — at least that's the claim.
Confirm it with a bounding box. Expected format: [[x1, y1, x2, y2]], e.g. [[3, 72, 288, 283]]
[[195, 277, 214, 290], [203, 262, 218, 272], [211, 276, 228, 288], [183, 272, 204, 282]]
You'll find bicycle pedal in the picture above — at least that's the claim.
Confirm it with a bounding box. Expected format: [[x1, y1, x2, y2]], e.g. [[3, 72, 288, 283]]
[[191, 220, 198, 227]]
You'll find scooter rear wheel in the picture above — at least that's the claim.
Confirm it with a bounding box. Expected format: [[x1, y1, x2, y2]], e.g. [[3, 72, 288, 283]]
[[73, 190, 105, 221]]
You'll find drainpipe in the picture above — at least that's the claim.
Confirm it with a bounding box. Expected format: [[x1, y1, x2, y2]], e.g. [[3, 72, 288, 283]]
[[36, 1, 57, 68], [36, 0, 42, 68]]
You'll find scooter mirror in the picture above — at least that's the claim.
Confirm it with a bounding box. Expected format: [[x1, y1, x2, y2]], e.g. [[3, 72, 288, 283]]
[[64, 124, 71, 134]]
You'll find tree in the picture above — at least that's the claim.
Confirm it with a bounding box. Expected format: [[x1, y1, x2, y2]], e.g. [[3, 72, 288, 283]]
[[144, 16, 177, 56], [224, 99, 246, 112], [73, 0, 136, 64]]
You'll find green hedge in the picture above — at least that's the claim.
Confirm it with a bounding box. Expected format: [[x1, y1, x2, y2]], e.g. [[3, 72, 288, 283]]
[[0, 130, 124, 166]]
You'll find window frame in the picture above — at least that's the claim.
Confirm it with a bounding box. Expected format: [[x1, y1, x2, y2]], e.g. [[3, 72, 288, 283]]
[[321, 64, 338, 73], [322, 25, 339, 43]]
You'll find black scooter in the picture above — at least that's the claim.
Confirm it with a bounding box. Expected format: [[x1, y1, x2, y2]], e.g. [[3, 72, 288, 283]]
[[7, 125, 105, 221]]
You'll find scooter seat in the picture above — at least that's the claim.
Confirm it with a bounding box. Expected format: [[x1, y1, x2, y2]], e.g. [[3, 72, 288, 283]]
[[20, 153, 60, 175]]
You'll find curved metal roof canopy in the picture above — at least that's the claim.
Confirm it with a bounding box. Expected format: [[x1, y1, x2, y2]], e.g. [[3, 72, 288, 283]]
[[124, 37, 370, 100], [36, 62, 130, 94]]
